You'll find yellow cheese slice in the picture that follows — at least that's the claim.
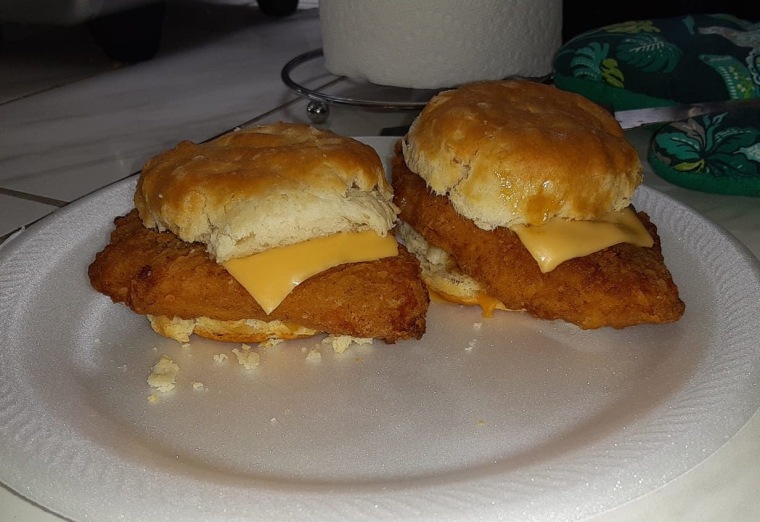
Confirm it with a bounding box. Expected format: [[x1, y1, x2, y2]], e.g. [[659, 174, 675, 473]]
[[512, 207, 654, 273], [222, 230, 399, 314]]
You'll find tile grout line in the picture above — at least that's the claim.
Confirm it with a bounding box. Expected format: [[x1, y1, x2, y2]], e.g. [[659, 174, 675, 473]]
[[0, 68, 124, 108], [0, 77, 348, 247], [0, 187, 68, 207]]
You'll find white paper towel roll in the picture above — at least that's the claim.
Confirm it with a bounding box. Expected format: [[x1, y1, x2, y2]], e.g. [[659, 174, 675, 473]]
[[319, 0, 562, 89]]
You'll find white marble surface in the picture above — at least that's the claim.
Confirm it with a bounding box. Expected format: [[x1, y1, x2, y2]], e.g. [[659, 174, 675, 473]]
[[0, 194, 59, 237], [1, 2, 759, 521], [0, 13, 314, 202]]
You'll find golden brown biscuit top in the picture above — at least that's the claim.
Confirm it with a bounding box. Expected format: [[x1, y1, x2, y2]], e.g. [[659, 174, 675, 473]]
[[402, 80, 642, 229], [134, 122, 398, 261]]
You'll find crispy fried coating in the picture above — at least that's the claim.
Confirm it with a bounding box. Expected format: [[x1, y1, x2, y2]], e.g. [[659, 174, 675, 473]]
[[88, 210, 428, 342], [392, 150, 685, 329]]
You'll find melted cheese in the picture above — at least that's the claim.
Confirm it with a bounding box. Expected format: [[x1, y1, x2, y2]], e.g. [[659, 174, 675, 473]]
[[222, 231, 398, 314], [428, 289, 508, 317], [475, 293, 508, 318], [512, 207, 654, 273]]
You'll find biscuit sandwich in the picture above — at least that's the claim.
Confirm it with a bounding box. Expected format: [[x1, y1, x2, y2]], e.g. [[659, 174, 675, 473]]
[[392, 80, 684, 329], [89, 122, 429, 343]]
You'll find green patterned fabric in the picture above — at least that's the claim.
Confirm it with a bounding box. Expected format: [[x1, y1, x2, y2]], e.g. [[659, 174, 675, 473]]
[[553, 14, 760, 111], [648, 108, 760, 196]]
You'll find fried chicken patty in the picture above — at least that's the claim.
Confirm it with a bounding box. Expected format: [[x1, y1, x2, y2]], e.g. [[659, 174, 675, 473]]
[[88, 210, 428, 342], [392, 150, 685, 329]]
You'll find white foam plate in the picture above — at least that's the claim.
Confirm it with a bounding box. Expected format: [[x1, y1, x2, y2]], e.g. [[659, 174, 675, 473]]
[[1, 138, 759, 522]]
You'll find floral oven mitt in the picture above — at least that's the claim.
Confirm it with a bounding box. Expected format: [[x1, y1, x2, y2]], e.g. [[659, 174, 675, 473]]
[[554, 13, 760, 196], [648, 109, 760, 196]]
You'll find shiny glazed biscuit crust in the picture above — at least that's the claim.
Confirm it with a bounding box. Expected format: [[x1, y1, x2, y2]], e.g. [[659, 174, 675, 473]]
[[402, 80, 643, 229]]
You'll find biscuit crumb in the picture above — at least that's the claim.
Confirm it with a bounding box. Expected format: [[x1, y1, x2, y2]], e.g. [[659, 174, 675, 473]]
[[477, 419, 486, 427], [180, 342, 191, 350], [232, 344, 260, 370], [213, 353, 228, 364], [147, 355, 179, 393], [323, 335, 373, 354], [305, 348, 322, 362], [259, 338, 284, 349], [192, 381, 206, 391], [465, 339, 477, 352], [147, 394, 159, 403], [473, 322, 482, 329]]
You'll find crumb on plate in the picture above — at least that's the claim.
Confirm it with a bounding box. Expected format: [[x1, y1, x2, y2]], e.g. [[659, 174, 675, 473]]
[[232, 344, 260, 370], [259, 338, 284, 349], [147, 355, 179, 393], [322, 335, 373, 354]]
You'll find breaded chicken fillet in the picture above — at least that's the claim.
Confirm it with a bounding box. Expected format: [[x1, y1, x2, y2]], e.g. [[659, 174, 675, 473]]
[[393, 152, 684, 329], [89, 210, 427, 342]]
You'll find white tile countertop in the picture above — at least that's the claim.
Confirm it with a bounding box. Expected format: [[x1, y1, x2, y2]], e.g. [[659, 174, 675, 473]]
[[1, 2, 759, 521]]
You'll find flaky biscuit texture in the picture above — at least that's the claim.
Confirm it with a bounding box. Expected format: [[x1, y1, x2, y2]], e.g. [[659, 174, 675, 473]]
[[135, 122, 397, 261], [402, 80, 642, 229]]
